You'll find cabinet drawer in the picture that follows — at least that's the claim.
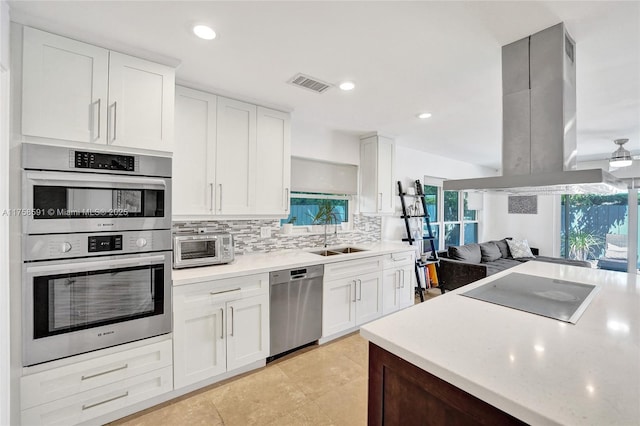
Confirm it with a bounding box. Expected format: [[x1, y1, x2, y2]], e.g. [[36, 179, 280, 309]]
[[173, 273, 269, 313], [21, 340, 172, 409], [383, 251, 415, 269], [324, 256, 383, 280], [21, 366, 173, 426]]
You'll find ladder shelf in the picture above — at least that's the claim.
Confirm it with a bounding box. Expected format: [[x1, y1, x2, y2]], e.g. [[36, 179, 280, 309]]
[[398, 179, 441, 302]]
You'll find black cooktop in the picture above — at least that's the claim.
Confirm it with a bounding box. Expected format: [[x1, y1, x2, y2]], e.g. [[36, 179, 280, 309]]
[[460, 272, 599, 324]]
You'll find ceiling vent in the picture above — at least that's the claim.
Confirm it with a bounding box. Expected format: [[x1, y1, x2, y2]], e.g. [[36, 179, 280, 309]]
[[288, 73, 332, 94]]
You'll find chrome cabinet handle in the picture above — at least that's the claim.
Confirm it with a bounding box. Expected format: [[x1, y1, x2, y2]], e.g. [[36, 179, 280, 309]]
[[396, 271, 401, 289], [284, 188, 289, 210], [220, 308, 224, 340], [378, 193, 383, 211], [230, 306, 234, 336], [218, 184, 223, 211], [209, 183, 214, 212], [97, 98, 101, 140], [400, 270, 405, 288], [112, 101, 118, 143], [357, 279, 362, 301], [352, 281, 357, 303], [82, 392, 128, 410], [81, 363, 128, 380], [209, 287, 241, 296], [92, 98, 101, 141]]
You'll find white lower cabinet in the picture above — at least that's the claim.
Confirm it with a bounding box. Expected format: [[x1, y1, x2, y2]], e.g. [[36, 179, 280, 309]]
[[382, 252, 415, 315], [20, 339, 173, 425], [173, 300, 227, 386], [323, 277, 357, 335], [322, 257, 383, 337], [173, 274, 269, 389]]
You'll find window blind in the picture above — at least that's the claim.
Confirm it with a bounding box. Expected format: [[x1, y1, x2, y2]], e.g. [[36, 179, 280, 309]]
[[291, 157, 358, 195]]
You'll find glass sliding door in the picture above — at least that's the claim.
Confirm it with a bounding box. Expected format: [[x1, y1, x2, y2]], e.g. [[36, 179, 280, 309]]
[[561, 193, 630, 271]]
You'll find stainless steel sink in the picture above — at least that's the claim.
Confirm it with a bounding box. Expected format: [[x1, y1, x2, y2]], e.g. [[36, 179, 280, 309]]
[[311, 249, 343, 256], [311, 246, 368, 256], [330, 247, 367, 254]]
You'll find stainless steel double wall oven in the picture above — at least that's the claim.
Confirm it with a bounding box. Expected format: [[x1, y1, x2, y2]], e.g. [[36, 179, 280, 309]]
[[22, 144, 172, 366]]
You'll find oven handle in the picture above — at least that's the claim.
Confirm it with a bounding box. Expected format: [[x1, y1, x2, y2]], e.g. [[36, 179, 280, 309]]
[[25, 171, 167, 190], [26, 255, 167, 275]]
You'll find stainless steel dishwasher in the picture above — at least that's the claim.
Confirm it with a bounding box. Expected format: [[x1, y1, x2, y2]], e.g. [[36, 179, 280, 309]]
[[269, 265, 324, 358]]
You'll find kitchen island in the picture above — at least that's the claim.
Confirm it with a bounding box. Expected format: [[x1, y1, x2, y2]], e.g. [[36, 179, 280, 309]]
[[360, 261, 640, 425]]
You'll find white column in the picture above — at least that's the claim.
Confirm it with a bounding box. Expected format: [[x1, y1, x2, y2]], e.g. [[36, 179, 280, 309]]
[[0, 1, 10, 424], [627, 188, 638, 274]]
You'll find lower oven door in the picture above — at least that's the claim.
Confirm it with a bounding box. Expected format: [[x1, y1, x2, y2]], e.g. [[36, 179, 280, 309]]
[[23, 251, 172, 366]]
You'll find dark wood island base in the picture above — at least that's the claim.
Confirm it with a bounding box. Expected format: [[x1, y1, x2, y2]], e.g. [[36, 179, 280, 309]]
[[367, 342, 527, 425]]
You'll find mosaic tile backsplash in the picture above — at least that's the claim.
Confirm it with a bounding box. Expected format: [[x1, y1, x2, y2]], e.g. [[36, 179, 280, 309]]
[[173, 214, 382, 254]]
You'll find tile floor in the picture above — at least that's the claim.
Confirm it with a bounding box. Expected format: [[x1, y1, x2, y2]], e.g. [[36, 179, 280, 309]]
[[111, 288, 442, 426]]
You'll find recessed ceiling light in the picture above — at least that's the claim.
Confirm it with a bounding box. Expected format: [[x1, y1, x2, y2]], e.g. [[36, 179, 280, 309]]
[[417, 112, 432, 119], [193, 25, 216, 40], [339, 81, 355, 91]]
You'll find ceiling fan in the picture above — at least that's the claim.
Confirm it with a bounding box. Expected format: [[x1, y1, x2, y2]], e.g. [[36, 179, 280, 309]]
[[608, 139, 639, 170]]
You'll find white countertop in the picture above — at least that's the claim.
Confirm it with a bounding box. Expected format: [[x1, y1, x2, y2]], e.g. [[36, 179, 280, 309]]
[[172, 241, 415, 285], [360, 261, 640, 425]]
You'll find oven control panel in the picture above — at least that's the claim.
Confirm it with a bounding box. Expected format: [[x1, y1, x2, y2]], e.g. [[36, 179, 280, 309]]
[[73, 150, 137, 171], [88, 235, 123, 252], [24, 231, 171, 261]]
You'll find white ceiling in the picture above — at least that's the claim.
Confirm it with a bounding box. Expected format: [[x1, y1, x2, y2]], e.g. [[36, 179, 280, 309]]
[[8, 1, 640, 170]]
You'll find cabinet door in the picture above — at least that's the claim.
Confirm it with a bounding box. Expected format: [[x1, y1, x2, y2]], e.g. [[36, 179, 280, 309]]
[[355, 271, 383, 325], [255, 107, 291, 215], [382, 268, 401, 315], [359, 135, 395, 213], [22, 26, 109, 143], [376, 136, 395, 213], [398, 264, 415, 309], [359, 137, 378, 213], [107, 52, 175, 151], [173, 86, 217, 215], [226, 294, 269, 371], [173, 302, 226, 389], [216, 97, 257, 214], [322, 278, 357, 337]]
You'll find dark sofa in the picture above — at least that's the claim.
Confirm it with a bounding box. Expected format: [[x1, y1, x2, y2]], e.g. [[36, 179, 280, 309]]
[[437, 238, 591, 291]]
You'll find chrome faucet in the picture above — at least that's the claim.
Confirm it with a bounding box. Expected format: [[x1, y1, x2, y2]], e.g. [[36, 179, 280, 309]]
[[323, 223, 338, 248]]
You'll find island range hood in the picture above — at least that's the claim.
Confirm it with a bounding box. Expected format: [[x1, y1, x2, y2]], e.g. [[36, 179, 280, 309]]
[[444, 23, 627, 195]]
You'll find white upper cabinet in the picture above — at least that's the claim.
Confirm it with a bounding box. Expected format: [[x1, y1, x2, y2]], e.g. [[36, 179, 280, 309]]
[[21, 26, 174, 152], [255, 107, 291, 215], [173, 88, 291, 217], [22, 27, 109, 144], [216, 97, 257, 215], [360, 134, 395, 214], [107, 52, 174, 151], [173, 86, 217, 215]]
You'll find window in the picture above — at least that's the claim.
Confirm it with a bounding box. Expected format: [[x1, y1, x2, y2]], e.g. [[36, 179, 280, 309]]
[[423, 183, 479, 250], [281, 193, 349, 226]]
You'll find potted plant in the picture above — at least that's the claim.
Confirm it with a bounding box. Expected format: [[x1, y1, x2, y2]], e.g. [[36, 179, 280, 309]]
[[308, 201, 339, 233], [568, 229, 600, 261]]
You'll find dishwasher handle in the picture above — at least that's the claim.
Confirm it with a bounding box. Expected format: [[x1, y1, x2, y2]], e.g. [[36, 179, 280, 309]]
[[290, 274, 307, 280]]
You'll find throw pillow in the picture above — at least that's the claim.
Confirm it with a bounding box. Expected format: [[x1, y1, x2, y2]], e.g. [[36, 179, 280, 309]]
[[479, 242, 501, 262], [448, 244, 482, 264], [491, 239, 511, 258], [605, 243, 628, 259], [506, 239, 535, 259]]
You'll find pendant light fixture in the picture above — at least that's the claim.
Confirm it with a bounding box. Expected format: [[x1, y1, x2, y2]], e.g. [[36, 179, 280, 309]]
[[609, 139, 632, 168]]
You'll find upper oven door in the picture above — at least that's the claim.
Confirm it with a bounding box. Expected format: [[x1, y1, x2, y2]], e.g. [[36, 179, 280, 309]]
[[23, 170, 171, 234]]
